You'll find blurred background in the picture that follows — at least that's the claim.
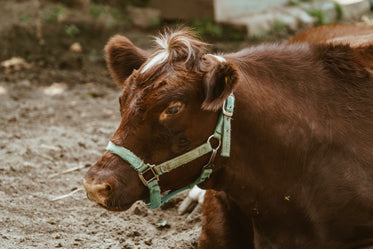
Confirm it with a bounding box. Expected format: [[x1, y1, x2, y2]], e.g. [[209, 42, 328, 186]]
[[0, 1, 372, 248], [1, 0, 372, 77]]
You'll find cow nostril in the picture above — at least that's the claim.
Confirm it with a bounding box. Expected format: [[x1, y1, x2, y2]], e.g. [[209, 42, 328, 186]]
[[105, 184, 112, 191]]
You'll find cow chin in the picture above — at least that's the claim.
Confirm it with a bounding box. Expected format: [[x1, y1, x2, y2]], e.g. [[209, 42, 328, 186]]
[[98, 201, 134, 212], [85, 188, 135, 212], [84, 179, 142, 212]]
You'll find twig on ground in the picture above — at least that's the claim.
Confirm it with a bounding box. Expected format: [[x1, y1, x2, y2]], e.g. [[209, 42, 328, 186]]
[[49, 163, 90, 178], [51, 188, 84, 201]]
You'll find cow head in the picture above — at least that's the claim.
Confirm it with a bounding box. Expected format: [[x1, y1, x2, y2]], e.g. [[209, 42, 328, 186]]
[[83, 29, 238, 211]]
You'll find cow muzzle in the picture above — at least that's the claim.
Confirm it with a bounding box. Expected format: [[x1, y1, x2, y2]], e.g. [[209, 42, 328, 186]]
[[83, 178, 112, 207], [83, 153, 147, 211]]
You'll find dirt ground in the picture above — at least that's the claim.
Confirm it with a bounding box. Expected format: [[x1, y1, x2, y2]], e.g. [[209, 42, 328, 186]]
[[0, 64, 206, 248]]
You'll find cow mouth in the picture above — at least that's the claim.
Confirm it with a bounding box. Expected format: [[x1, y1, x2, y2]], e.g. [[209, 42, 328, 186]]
[[98, 201, 133, 212], [85, 192, 134, 211]]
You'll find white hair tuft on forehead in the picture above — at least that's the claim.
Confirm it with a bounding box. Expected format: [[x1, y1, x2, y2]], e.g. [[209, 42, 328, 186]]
[[210, 54, 226, 63], [140, 51, 168, 73], [140, 28, 208, 73]]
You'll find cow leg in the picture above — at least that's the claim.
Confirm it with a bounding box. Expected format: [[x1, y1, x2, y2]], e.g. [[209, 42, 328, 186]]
[[198, 190, 254, 249]]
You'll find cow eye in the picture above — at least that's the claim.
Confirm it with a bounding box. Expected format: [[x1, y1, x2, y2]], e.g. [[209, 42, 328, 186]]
[[166, 106, 180, 114], [160, 102, 185, 121], [165, 102, 184, 115]]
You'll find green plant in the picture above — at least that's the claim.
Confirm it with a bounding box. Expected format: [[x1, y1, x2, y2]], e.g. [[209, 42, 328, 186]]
[[334, 2, 344, 20], [288, 0, 313, 5], [308, 9, 327, 25], [20, 14, 32, 23], [89, 3, 129, 25], [287, 0, 299, 6], [192, 18, 222, 38], [109, 7, 128, 22], [43, 4, 67, 23], [89, 3, 104, 19], [151, 17, 161, 28], [55, 4, 66, 19], [273, 21, 287, 32], [64, 24, 80, 37]]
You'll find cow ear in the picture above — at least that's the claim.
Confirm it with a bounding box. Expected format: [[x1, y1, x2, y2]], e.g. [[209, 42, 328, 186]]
[[104, 35, 150, 87], [201, 59, 239, 111]]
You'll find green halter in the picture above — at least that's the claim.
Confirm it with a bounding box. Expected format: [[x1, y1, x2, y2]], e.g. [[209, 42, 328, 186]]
[[106, 94, 234, 209]]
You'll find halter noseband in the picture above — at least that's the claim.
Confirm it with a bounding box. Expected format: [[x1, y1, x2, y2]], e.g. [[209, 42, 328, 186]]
[[106, 94, 234, 209]]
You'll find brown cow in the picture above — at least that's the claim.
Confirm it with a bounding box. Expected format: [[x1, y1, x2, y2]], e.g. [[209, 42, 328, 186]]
[[84, 25, 373, 248], [198, 24, 373, 249]]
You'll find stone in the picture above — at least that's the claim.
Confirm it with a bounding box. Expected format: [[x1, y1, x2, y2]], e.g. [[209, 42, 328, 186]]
[[231, 11, 274, 37], [284, 7, 315, 29], [320, 1, 338, 23], [1, 57, 31, 73], [69, 42, 83, 53], [214, 0, 288, 22], [275, 11, 298, 31]]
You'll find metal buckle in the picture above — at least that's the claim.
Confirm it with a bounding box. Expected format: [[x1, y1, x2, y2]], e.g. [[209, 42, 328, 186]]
[[138, 164, 159, 187], [222, 98, 233, 117]]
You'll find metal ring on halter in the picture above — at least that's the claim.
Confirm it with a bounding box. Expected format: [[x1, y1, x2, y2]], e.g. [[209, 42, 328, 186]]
[[204, 135, 221, 169], [207, 135, 221, 151]]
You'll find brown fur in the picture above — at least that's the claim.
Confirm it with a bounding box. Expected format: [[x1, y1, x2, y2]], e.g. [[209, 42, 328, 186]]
[[289, 24, 373, 48], [199, 190, 254, 248], [105, 35, 149, 86], [84, 25, 373, 248], [201, 57, 239, 111]]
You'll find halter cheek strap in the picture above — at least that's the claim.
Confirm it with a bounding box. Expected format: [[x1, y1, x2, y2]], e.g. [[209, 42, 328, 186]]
[[106, 94, 235, 209]]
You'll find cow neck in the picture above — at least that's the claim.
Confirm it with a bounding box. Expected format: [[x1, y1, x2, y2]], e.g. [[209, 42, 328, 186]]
[[106, 93, 235, 209]]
